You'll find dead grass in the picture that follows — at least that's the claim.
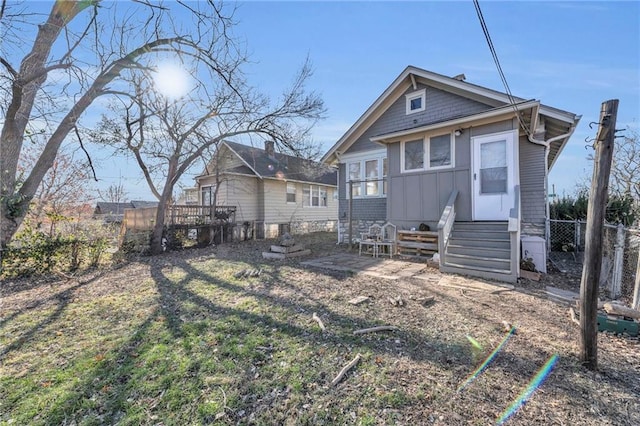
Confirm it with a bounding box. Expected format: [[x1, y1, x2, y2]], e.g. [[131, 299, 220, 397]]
[[1, 232, 639, 425]]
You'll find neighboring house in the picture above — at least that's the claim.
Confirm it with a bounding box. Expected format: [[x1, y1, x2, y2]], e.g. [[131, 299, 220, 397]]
[[322, 65, 581, 282], [93, 200, 159, 223], [196, 140, 338, 238], [178, 188, 199, 205]]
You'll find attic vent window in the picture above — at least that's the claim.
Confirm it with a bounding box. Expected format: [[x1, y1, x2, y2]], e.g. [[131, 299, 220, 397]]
[[405, 89, 426, 115]]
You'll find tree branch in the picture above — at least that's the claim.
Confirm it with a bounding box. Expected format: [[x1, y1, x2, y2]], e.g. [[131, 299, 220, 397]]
[[74, 126, 97, 181], [0, 57, 17, 77]]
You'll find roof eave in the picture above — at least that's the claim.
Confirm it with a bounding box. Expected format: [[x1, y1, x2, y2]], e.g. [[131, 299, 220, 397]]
[[321, 66, 416, 166], [547, 114, 582, 171], [220, 141, 263, 179], [321, 65, 536, 165], [371, 100, 540, 143]]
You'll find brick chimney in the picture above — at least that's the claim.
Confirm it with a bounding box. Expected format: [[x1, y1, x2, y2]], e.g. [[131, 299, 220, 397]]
[[264, 140, 275, 158]]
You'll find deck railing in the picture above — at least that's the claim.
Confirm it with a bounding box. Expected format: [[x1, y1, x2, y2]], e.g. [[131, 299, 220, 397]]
[[166, 205, 237, 226], [437, 189, 458, 267]]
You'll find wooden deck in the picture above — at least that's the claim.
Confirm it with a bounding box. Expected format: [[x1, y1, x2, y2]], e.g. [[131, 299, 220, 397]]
[[166, 205, 237, 226], [122, 205, 238, 232]]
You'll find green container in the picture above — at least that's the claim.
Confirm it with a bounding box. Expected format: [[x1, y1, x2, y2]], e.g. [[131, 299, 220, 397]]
[[597, 313, 639, 336]]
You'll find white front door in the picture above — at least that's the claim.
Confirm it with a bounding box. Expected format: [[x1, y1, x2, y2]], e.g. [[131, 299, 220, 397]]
[[472, 130, 518, 221]]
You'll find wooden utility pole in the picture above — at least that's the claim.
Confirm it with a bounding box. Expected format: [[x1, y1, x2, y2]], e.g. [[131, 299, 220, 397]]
[[579, 99, 619, 370]]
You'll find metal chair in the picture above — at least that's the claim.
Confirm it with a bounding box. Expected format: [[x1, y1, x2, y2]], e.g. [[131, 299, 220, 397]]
[[359, 224, 382, 256], [377, 222, 397, 258]]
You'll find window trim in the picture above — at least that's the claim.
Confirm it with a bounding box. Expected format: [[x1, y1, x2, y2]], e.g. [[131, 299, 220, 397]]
[[405, 89, 426, 115], [400, 131, 455, 173]]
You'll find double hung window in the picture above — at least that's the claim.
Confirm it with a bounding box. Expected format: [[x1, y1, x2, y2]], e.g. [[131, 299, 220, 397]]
[[303, 185, 327, 207], [401, 132, 454, 173]]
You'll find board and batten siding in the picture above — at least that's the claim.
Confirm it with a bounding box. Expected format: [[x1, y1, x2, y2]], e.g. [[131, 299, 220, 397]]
[[347, 84, 493, 155], [386, 119, 518, 230]]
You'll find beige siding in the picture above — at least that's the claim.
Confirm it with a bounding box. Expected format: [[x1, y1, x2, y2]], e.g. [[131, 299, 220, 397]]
[[198, 174, 259, 222], [220, 149, 245, 169], [226, 175, 259, 222], [262, 179, 338, 224]]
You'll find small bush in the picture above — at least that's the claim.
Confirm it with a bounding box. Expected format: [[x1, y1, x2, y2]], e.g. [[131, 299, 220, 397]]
[[0, 223, 113, 278]]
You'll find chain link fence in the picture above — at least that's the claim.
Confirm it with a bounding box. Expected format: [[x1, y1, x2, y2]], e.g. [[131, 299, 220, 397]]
[[548, 219, 640, 307]]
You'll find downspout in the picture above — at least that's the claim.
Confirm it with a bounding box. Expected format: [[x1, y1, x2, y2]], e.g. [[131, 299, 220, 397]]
[[334, 151, 343, 244], [336, 165, 341, 244]]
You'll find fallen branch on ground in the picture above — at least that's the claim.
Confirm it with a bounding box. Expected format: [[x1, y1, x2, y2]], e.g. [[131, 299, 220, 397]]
[[330, 353, 362, 387], [568, 307, 579, 325], [389, 296, 404, 306], [353, 326, 398, 335], [312, 312, 326, 331]]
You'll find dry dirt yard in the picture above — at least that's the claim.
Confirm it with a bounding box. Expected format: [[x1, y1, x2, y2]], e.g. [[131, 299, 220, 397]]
[[1, 232, 639, 425]]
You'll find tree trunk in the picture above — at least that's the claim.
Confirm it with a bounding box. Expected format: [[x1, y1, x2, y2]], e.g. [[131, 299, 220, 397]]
[[149, 160, 178, 254], [0, 3, 86, 248], [150, 201, 167, 255], [0, 0, 187, 250]]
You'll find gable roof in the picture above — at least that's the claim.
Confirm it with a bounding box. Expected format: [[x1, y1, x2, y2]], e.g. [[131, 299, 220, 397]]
[[208, 140, 337, 186], [94, 202, 131, 215], [94, 200, 158, 215], [322, 65, 580, 170]]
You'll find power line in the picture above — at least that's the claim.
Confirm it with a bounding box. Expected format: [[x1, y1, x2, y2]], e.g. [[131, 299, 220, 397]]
[[473, 0, 533, 138]]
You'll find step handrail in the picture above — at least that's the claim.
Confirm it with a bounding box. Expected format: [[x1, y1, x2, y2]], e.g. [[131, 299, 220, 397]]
[[508, 185, 521, 276], [437, 189, 458, 267]]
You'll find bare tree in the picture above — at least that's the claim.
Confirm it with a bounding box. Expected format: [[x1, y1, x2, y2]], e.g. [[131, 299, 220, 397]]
[[610, 128, 640, 201], [94, 52, 324, 253], [18, 140, 92, 233], [0, 0, 246, 249], [98, 183, 128, 204]]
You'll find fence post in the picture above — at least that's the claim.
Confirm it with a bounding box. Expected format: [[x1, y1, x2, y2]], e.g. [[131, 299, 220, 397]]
[[574, 219, 581, 251], [633, 252, 640, 310], [610, 223, 625, 299]]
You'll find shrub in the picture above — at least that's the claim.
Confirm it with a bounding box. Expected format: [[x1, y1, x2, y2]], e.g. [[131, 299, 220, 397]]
[[0, 221, 114, 278]]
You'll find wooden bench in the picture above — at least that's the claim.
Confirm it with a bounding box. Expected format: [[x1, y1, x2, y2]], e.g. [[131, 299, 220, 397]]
[[396, 230, 438, 258]]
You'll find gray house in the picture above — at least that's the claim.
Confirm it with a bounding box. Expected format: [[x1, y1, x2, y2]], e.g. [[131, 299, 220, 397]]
[[322, 66, 580, 282]]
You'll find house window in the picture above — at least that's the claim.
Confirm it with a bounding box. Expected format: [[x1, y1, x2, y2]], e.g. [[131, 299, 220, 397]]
[[345, 155, 387, 199], [303, 185, 327, 207], [405, 89, 426, 114], [429, 133, 453, 169], [365, 159, 379, 196], [404, 139, 424, 171], [480, 140, 508, 194], [286, 182, 296, 203], [401, 132, 454, 173], [348, 162, 361, 197], [201, 185, 216, 206]]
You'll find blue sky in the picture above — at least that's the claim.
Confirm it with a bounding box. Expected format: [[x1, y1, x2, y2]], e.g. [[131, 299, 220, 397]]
[[8, 1, 640, 201], [230, 0, 639, 199]]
